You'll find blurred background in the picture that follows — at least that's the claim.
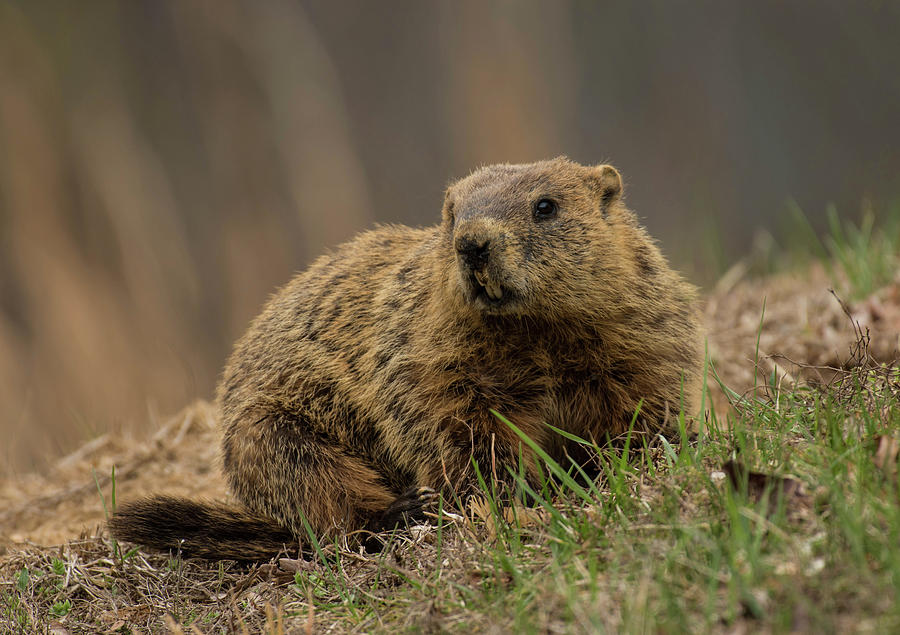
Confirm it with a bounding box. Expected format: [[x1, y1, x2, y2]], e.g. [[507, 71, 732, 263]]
[[2, 0, 899, 473]]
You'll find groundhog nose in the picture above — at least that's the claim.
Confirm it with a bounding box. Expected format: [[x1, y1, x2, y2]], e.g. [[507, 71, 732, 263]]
[[455, 236, 491, 270]]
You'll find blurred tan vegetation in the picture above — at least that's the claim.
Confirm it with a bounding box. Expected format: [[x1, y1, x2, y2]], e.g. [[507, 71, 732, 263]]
[[1, 0, 899, 473]]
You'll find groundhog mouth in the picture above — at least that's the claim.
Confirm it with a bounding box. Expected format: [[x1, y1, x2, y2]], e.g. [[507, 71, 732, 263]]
[[465, 271, 513, 309], [474, 270, 503, 301]]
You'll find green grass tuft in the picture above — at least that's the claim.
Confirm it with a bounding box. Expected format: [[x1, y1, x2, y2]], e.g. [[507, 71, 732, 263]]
[[771, 201, 900, 298]]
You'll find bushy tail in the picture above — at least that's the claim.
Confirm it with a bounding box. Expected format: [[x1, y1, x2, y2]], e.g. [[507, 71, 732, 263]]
[[108, 495, 298, 561]]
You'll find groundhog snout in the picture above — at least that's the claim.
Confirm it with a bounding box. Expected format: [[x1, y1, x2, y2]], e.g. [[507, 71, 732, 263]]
[[455, 236, 492, 271], [453, 226, 513, 305]]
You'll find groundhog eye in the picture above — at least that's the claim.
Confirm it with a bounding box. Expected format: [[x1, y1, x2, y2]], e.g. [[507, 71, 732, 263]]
[[533, 198, 558, 220]]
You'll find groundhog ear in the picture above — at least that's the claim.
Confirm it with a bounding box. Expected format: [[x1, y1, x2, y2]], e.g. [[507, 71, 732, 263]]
[[441, 193, 456, 224], [587, 164, 623, 209]]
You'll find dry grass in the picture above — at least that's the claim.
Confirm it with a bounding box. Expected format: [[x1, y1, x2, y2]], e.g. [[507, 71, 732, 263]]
[[2, 538, 280, 633]]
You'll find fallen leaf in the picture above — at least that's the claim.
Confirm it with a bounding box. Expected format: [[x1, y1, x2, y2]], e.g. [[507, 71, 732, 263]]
[[278, 558, 314, 573]]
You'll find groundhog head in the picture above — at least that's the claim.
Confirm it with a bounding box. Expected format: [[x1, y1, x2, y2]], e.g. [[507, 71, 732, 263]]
[[440, 157, 625, 319]]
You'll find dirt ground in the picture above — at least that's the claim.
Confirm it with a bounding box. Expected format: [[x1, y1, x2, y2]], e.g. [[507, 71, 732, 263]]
[[2, 264, 898, 553]]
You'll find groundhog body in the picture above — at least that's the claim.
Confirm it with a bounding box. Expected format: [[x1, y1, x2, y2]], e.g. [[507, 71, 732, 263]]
[[110, 158, 703, 559]]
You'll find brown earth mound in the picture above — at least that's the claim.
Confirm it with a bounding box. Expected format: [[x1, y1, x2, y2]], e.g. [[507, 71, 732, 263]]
[[0, 402, 226, 551], [706, 263, 899, 398]]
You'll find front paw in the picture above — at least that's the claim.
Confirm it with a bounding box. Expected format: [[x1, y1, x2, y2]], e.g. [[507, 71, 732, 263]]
[[379, 486, 439, 529], [363, 486, 439, 553]]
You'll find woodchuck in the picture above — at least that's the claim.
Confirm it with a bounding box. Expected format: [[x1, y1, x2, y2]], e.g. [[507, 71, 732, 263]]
[[109, 157, 703, 560]]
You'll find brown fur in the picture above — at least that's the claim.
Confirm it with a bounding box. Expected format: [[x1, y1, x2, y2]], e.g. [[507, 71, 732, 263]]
[[109, 157, 703, 560]]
